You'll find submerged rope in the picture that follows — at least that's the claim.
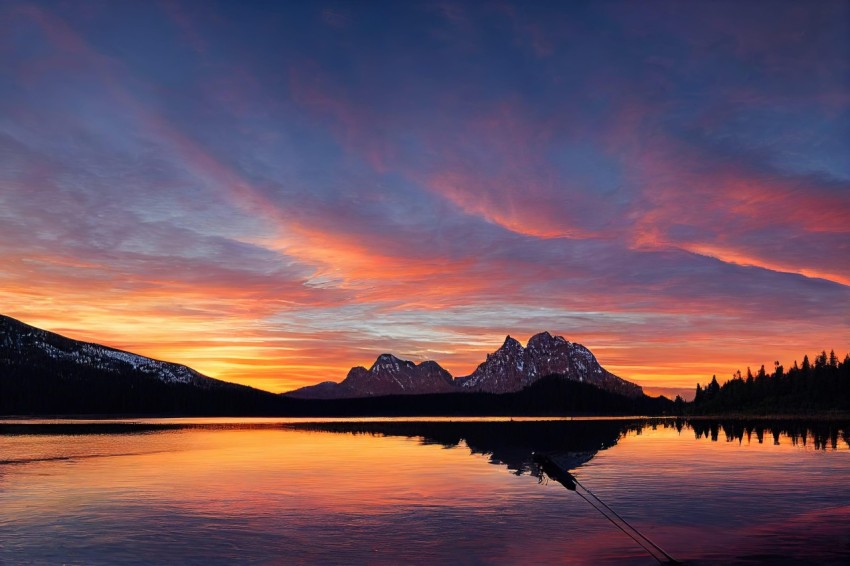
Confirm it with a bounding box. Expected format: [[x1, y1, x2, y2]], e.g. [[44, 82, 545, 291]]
[[573, 481, 676, 564], [534, 453, 679, 565]]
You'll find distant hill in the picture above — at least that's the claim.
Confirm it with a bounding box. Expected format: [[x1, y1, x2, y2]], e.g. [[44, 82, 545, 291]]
[[286, 331, 643, 399], [0, 314, 283, 415], [1, 314, 670, 417]]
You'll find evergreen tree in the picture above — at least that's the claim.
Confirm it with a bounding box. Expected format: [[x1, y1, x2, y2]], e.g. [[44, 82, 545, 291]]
[[707, 375, 720, 399], [689, 349, 850, 415]]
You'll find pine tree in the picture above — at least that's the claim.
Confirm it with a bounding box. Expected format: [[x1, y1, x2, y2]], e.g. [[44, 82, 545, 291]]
[[686, 349, 850, 415], [707, 375, 720, 399]]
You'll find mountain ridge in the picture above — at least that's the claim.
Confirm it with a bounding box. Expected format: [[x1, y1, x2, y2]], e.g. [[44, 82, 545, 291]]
[[1, 314, 658, 416], [1, 314, 215, 387], [0, 314, 283, 415], [288, 353, 456, 399], [286, 331, 643, 399]]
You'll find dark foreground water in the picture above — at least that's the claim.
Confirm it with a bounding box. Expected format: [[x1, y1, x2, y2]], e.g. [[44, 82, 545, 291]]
[[1, 417, 849, 565]]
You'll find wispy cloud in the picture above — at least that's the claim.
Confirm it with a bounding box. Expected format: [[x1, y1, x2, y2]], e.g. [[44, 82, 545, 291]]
[[2, 0, 847, 392]]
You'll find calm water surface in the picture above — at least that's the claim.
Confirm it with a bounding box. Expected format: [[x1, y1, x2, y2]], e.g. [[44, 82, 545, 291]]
[[1, 418, 849, 565]]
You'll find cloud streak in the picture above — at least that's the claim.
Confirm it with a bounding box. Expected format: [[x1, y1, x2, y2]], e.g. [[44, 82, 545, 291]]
[[1, 0, 848, 392]]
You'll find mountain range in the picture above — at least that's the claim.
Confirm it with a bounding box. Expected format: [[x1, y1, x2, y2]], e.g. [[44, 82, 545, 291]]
[[1, 314, 663, 416], [285, 332, 642, 399]]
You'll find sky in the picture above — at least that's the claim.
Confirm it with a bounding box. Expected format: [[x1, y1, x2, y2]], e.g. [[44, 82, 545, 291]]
[[1, 0, 849, 398]]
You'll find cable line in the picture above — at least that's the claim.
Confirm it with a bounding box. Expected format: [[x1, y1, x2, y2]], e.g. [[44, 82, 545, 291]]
[[533, 452, 679, 565]]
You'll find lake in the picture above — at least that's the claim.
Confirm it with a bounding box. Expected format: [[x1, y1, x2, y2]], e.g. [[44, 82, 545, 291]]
[[1, 417, 849, 564]]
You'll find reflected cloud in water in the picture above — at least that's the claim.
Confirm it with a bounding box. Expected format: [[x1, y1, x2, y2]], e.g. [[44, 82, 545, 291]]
[[2, 417, 850, 564], [285, 417, 850, 478]]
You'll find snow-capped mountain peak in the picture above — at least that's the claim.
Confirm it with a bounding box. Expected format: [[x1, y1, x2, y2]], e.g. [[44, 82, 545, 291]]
[[458, 332, 642, 397]]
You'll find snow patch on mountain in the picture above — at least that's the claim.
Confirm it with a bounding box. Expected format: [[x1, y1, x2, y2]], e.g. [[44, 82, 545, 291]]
[[287, 331, 644, 399], [1, 315, 207, 386]]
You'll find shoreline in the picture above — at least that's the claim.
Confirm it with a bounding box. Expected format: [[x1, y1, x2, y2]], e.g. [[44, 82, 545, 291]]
[[2, 413, 849, 421]]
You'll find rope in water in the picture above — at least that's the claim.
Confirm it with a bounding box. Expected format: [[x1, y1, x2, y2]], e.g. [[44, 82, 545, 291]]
[[571, 477, 677, 564], [534, 453, 679, 565]]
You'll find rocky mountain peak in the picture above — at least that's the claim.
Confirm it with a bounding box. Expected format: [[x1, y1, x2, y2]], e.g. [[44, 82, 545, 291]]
[[296, 353, 455, 398], [459, 332, 642, 397], [417, 360, 448, 372], [527, 331, 566, 351], [345, 366, 369, 379], [499, 335, 523, 351], [370, 354, 414, 373], [288, 332, 643, 399]]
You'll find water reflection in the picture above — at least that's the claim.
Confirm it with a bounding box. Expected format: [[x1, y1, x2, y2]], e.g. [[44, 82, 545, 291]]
[[3, 417, 848, 471], [0, 422, 183, 436], [287, 419, 639, 475], [2, 418, 849, 565], [285, 418, 850, 478], [688, 418, 850, 450]]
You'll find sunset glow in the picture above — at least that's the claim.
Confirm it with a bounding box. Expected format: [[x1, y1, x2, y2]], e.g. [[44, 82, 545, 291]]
[[2, 1, 848, 396]]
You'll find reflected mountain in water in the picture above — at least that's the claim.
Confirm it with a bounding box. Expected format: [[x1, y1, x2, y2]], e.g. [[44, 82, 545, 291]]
[[289, 418, 850, 478], [287, 419, 646, 475], [2, 418, 847, 475], [3, 417, 850, 565]]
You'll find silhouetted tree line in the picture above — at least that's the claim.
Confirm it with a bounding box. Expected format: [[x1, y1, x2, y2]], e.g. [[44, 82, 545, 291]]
[[690, 350, 850, 415]]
